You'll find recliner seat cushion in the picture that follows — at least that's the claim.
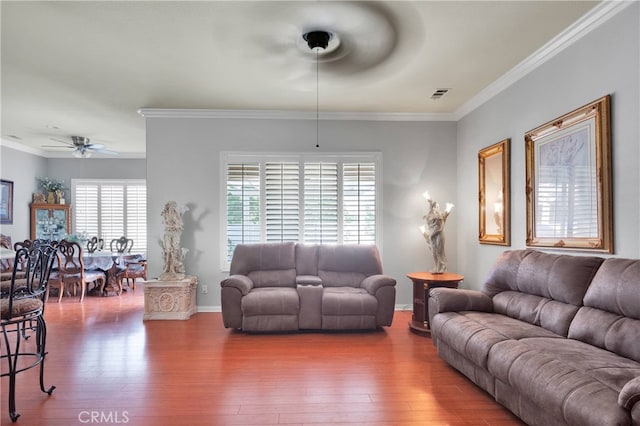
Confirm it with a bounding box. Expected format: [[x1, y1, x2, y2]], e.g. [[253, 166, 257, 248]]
[[431, 311, 561, 369], [487, 337, 639, 426], [322, 287, 377, 316], [321, 287, 378, 330], [241, 287, 299, 316]]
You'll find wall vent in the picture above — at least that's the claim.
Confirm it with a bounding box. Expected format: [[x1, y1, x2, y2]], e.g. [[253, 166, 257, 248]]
[[430, 88, 450, 100]]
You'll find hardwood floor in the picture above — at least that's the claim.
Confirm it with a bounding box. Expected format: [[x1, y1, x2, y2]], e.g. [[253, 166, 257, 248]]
[[1, 284, 524, 426]]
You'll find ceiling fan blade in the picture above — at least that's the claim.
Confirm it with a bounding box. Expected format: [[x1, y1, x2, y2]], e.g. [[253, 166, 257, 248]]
[[41, 145, 74, 149], [86, 143, 105, 150], [49, 137, 75, 147]]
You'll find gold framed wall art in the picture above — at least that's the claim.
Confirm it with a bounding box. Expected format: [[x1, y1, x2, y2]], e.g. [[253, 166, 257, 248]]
[[478, 139, 510, 245], [525, 95, 612, 252]]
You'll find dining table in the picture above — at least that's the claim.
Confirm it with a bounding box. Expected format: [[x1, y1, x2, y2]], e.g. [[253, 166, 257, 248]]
[[82, 252, 145, 295]]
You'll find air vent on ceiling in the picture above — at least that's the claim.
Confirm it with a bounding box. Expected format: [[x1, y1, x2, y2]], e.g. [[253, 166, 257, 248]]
[[430, 88, 450, 100]]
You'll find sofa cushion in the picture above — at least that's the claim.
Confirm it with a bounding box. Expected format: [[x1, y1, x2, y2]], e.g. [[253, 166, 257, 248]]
[[241, 287, 299, 316], [318, 244, 382, 276], [483, 250, 604, 335], [230, 242, 296, 275], [322, 287, 377, 316], [569, 258, 640, 362], [295, 244, 318, 276], [431, 311, 561, 369], [484, 250, 604, 304], [321, 287, 378, 330], [487, 337, 639, 426], [247, 269, 296, 288], [492, 291, 579, 337]]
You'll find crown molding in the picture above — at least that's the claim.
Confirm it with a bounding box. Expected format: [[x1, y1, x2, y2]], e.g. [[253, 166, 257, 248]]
[[140, 1, 629, 124], [453, 0, 634, 120], [0, 138, 47, 157], [137, 108, 456, 122]]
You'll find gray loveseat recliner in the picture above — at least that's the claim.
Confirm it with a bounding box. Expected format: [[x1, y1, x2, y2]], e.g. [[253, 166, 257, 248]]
[[429, 249, 640, 426], [221, 242, 396, 332]]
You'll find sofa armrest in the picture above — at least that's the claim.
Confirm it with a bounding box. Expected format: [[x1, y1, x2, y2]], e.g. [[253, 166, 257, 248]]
[[296, 275, 322, 286], [221, 274, 254, 296], [429, 288, 493, 315], [361, 274, 396, 295], [619, 376, 640, 410]]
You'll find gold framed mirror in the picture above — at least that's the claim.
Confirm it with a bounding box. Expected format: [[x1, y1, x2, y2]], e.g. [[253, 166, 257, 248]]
[[478, 139, 510, 245], [525, 95, 612, 253]]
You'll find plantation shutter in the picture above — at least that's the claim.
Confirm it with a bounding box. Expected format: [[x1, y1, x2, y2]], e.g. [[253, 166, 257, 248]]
[[303, 162, 338, 244], [126, 184, 147, 254], [73, 180, 147, 254], [343, 163, 376, 244], [74, 183, 99, 238], [226, 163, 261, 261], [100, 185, 125, 245], [265, 162, 300, 242]]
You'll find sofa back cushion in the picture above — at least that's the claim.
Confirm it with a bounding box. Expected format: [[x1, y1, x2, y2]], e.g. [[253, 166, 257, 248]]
[[483, 249, 604, 336], [295, 244, 318, 276], [230, 242, 296, 288], [569, 258, 640, 362], [317, 245, 382, 288]]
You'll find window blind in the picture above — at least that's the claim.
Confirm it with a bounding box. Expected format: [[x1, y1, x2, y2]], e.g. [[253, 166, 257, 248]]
[[303, 162, 338, 244], [73, 180, 147, 253], [265, 162, 300, 242], [343, 163, 376, 244], [226, 163, 261, 261], [222, 153, 381, 268]]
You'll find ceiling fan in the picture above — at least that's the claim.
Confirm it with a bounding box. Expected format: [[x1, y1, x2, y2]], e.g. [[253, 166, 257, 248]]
[[42, 136, 118, 158]]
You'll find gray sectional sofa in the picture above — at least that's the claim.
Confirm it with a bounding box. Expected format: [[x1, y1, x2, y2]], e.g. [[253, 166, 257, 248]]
[[221, 242, 396, 332], [429, 249, 640, 426]]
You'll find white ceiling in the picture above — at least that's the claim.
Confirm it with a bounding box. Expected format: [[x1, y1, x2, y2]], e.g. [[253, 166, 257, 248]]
[[1, 1, 602, 158]]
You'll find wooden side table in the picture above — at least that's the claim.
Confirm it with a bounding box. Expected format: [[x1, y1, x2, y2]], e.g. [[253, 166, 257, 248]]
[[406, 271, 464, 336]]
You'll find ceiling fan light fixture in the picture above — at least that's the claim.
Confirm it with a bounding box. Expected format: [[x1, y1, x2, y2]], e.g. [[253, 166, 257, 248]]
[[303, 30, 333, 150], [303, 30, 333, 51], [72, 148, 92, 158]]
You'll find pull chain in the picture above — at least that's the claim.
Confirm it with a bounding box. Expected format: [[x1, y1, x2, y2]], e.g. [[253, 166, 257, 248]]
[[316, 49, 320, 149]]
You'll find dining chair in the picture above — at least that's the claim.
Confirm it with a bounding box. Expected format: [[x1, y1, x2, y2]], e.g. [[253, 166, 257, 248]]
[[1, 234, 23, 281], [110, 236, 133, 254], [1, 243, 58, 422], [48, 240, 105, 303], [116, 258, 147, 290], [86, 236, 104, 254]]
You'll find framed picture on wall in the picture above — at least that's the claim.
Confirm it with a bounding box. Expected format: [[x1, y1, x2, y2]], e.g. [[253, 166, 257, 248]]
[[525, 95, 612, 252], [0, 180, 13, 224]]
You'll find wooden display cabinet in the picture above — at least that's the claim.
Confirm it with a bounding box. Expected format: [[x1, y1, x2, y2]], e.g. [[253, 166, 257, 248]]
[[30, 203, 71, 241]]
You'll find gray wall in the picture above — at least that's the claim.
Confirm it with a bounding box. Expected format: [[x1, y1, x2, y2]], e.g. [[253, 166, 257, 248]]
[[146, 117, 458, 309], [0, 146, 48, 241], [456, 3, 640, 290], [0, 144, 146, 241]]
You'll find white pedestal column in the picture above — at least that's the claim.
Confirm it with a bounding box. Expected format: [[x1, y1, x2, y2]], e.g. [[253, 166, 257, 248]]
[[143, 275, 197, 320]]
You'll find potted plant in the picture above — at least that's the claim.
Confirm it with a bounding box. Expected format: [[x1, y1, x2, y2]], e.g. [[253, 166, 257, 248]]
[[37, 178, 67, 204]]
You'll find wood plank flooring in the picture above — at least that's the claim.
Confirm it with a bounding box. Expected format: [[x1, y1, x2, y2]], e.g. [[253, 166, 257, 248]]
[[1, 284, 524, 426]]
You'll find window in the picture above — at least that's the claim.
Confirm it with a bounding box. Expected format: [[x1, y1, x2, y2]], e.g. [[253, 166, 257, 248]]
[[222, 153, 380, 266], [73, 180, 147, 254]]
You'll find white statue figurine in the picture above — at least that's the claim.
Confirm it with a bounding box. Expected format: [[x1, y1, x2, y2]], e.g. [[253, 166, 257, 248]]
[[159, 201, 189, 281], [420, 192, 453, 274]]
